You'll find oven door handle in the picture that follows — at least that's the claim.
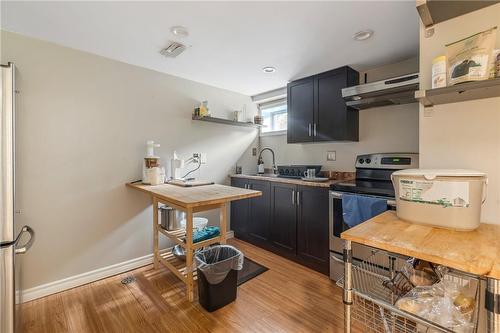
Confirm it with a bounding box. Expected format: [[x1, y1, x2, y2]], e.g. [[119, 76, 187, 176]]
[[329, 190, 397, 208]]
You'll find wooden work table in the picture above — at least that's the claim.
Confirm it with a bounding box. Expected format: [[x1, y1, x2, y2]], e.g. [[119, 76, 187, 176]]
[[341, 210, 500, 279], [127, 182, 261, 301]]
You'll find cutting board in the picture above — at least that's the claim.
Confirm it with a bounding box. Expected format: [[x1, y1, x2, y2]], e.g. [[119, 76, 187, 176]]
[[168, 179, 215, 187]]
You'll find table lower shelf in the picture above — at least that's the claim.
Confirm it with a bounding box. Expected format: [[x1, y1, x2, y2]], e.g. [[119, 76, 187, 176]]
[[157, 226, 223, 250], [159, 251, 198, 283]]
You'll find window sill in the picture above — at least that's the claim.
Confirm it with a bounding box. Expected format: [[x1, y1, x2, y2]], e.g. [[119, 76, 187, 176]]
[[259, 130, 287, 137]]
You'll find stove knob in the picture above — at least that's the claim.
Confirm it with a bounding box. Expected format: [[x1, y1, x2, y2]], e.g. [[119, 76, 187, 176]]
[[285, 169, 289, 174], [365, 158, 371, 164], [290, 169, 296, 175], [358, 158, 364, 164]]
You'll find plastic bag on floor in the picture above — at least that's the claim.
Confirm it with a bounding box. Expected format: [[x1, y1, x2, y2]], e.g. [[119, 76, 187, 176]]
[[194, 245, 244, 284]]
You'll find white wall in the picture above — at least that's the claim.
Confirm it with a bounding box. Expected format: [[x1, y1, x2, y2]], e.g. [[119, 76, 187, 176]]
[[419, 4, 500, 224], [260, 104, 419, 171], [1, 31, 259, 290], [259, 58, 420, 171]]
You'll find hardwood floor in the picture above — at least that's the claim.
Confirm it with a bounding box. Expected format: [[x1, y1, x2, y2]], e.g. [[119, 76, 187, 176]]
[[20, 239, 350, 333]]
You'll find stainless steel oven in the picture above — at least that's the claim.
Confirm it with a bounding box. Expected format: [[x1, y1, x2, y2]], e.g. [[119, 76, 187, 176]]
[[327, 153, 418, 281], [329, 190, 396, 281]]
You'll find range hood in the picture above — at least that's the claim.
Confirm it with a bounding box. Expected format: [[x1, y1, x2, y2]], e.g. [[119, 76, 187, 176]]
[[342, 73, 419, 110]]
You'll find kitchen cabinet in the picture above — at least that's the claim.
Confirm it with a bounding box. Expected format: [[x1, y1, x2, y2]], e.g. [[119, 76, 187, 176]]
[[230, 177, 330, 274], [287, 66, 359, 143], [230, 178, 271, 246], [246, 179, 271, 247], [287, 78, 314, 143], [296, 186, 330, 274], [230, 178, 249, 239], [270, 183, 297, 257]]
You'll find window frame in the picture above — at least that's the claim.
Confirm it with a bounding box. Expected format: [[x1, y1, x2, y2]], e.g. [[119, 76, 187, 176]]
[[258, 98, 287, 137]]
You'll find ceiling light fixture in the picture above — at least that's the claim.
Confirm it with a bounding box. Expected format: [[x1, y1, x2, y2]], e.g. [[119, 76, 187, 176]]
[[353, 29, 374, 41], [170, 26, 189, 37], [262, 66, 276, 73]]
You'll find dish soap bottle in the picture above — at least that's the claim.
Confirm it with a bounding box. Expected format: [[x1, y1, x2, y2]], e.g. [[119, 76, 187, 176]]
[[257, 156, 265, 174]]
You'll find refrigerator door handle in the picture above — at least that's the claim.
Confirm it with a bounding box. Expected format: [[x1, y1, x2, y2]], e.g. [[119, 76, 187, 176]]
[[14, 226, 35, 254]]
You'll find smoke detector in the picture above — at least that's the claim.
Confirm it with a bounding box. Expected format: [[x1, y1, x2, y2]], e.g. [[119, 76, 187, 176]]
[[160, 41, 187, 58]]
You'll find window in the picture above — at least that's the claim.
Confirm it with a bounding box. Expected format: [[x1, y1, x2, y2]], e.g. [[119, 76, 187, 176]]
[[260, 99, 287, 134]]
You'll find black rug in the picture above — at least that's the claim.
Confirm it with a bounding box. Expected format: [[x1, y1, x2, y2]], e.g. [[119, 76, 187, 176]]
[[237, 257, 268, 286]]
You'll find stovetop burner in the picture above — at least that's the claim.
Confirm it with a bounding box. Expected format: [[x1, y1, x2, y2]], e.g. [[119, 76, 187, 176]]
[[330, 153, 419, 198]]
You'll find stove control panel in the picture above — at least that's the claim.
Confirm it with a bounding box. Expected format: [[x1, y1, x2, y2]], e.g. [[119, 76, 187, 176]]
[[355, 153, 419, 170]]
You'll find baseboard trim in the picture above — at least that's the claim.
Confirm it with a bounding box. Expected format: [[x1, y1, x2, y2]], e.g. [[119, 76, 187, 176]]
[[20, 231, 234, 303]]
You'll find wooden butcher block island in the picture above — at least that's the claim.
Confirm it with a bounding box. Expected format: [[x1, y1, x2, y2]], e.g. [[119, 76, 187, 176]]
[[127, 182, 261, 301], [340, 210, 500, 333]]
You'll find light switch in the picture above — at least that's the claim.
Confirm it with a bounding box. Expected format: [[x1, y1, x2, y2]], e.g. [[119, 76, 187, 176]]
[[327, 151, 336, 161]]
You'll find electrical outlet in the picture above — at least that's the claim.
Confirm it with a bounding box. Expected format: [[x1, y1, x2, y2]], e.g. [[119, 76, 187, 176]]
[[327, 151, 336, 161], [252, 148, 257, 156], [200, 153, 207, 164]]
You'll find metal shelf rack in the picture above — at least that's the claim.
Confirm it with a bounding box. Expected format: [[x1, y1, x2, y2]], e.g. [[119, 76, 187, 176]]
[[340, 248, 480, 333]]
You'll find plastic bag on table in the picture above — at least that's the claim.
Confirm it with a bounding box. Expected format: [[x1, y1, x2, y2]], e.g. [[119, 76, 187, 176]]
[[401, 258, 448, 287], [395, 279, 475, 333]]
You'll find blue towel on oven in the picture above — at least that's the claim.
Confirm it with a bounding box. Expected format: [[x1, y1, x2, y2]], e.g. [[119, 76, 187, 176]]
[[342, 194, 387, 228]]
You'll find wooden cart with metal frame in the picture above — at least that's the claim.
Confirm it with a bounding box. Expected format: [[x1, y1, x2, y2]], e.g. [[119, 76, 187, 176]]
[[127, 182, 261, 301], [340, 211, 500, 333]]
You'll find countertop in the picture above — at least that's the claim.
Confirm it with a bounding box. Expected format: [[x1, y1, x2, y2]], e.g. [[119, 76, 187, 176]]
[[341, 211, 500, 279], [230, 173, 354, 188], [126, 182, 261, 209]]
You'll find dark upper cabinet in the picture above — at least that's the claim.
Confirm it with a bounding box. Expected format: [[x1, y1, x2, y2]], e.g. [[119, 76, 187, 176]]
[[246, 179, 271, 246], [287, 78, 314, 143], [269, 182, 297, 257], [287, 66, 359, 143], [296, 186, 330, 274]]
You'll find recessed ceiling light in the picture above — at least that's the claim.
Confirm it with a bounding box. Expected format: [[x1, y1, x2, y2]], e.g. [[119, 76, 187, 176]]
[[353, 29, 374, 41], [170, 26, 189, 37], [262, 66, 276, 73]]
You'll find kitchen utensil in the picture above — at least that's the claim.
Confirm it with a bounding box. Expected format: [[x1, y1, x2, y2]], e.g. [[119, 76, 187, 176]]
[[303, 168, 316, 179], [180, 217, 208, 231], [159, 206, 179, 231]]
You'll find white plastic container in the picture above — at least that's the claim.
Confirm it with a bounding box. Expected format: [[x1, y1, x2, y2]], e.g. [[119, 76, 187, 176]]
[[391, 169, 487, 231]]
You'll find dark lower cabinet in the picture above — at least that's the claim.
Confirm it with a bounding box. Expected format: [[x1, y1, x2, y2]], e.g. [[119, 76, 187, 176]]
[[230, 177, 330, 275], [230, 178, 249, 240], [246, 180, 271, 247], [297, 186, 330, 274], [270, 183, 297, 258]]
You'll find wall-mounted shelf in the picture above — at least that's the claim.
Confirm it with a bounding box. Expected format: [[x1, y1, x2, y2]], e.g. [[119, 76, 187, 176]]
[[416, 0, 499, 28], [415, 78, 500, 107], [192, 115, 261, 128]]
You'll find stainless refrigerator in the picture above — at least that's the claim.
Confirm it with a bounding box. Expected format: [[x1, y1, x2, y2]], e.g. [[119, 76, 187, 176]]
[[1, 63, 35, 333]]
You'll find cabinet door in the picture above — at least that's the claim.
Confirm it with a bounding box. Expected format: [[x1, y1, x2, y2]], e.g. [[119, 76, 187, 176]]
[[247, 179, 271, 246], [287, 78, 314, 143], [270, 183, 297, 256], [230, 178, 249, 239], [315, 67, 359, 142], [297, 186, 330, 274]]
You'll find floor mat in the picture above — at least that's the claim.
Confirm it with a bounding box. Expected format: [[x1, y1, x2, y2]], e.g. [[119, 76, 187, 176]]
[[237, 257, 268, 286]]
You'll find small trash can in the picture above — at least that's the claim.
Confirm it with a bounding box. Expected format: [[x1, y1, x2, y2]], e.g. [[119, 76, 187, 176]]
[[194, 245, 244, 312]]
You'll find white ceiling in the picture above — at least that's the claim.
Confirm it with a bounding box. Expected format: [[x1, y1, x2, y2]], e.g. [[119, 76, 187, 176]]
[[1, 1, 419, 96]]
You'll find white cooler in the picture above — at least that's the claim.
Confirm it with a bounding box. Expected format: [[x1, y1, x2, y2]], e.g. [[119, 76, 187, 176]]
[[391, 169, 487, 231]]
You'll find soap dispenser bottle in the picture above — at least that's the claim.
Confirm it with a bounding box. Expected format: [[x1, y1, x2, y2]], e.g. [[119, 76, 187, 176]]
[[257, 156, 265, 174]]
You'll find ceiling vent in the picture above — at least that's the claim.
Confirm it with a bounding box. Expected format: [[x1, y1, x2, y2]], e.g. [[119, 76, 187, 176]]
[[160, 41, 186, 58]]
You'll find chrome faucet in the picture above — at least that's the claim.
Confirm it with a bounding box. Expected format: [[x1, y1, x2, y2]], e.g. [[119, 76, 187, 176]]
[[258, 148, 277, 174]]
